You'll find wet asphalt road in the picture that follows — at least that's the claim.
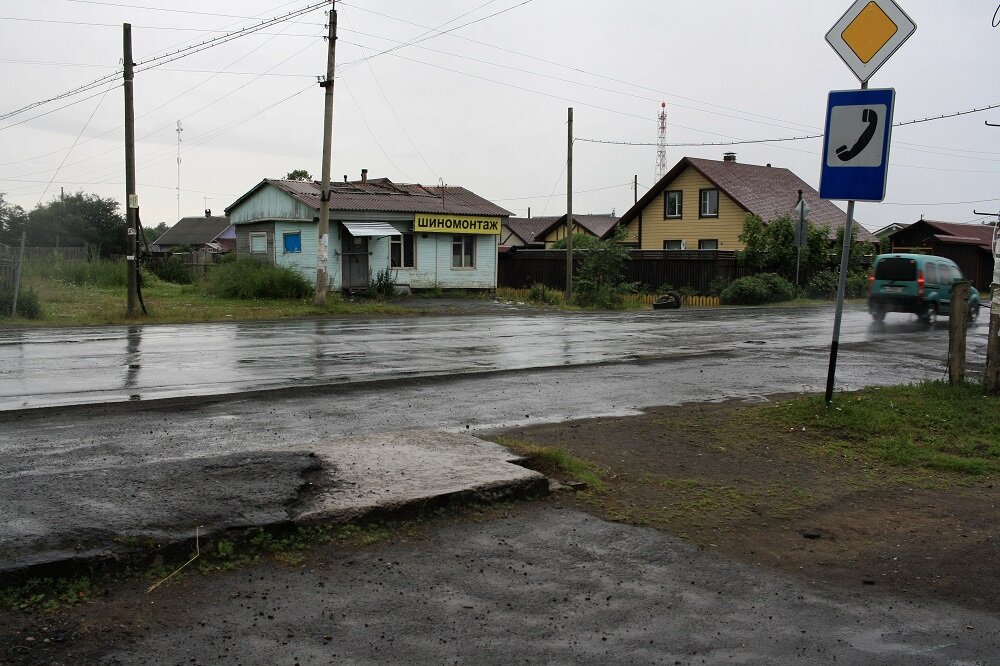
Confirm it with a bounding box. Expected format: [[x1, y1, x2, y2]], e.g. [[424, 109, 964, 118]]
[[0, 304, 990, 474], [0, 303, 991, 411], [43, 505, 1000, 665], [2, 305, 997, 664]]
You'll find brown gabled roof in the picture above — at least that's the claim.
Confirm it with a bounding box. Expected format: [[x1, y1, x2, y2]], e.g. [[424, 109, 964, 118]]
[[511, 214, 619, 241], [153, 215, 231, 246], [610, 157, 874, 241], [226, 178, 512, 218], [910, 219, 995, 250], [505, 217, 556, 245]]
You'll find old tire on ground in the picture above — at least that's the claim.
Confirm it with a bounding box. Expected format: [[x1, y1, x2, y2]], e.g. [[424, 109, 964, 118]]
[[653, 292, 682, 310]]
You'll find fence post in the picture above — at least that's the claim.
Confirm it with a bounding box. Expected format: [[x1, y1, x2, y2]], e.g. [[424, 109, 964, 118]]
[[947, 281, 969, 384], [11, 231, 26, 317]]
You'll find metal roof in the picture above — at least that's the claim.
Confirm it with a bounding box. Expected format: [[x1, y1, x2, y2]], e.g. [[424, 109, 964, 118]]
[[227, 178, 512, 218]]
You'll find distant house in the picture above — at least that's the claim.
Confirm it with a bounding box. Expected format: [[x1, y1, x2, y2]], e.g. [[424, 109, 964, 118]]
[[503, 214, 619, 249], [151, 211, 234, 253], [871, 222, 906, 246], [610, 154, 875, 250], [888, 219, 996, 291], [225, 173, 511, 292]]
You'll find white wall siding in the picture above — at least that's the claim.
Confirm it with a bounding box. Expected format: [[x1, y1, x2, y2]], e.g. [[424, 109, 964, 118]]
[[273, 221, 342, 290], [387, 233, 495, 289]]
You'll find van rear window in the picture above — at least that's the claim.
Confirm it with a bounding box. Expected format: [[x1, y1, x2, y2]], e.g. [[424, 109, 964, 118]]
[[875, 257, 917, 281]]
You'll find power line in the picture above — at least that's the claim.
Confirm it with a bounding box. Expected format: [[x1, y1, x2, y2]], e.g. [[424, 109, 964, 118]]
[[0, 1, 328, 123], [492, 182, 631, 202], [576, 103, 1000, 148]]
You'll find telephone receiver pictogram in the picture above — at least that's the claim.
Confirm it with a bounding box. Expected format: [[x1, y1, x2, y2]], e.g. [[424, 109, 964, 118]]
[[835, 108, 878, 162]]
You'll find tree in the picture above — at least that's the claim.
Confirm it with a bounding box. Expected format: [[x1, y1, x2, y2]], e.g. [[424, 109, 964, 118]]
[[738, 213, 829, 282], [26, 191, 127, 257], [571, 226, 633, 308], [285, 169, 313, 181], [0, 194, 28, 245], [144, 222, 170, 245]]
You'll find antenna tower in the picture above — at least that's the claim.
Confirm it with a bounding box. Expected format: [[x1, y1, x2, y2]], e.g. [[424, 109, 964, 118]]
[[176, 120, 183, 221], [654, 102, 667, 183]]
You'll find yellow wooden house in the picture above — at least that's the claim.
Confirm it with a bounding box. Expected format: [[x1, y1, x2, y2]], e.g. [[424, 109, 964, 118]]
[[608, 154, 873, 250]]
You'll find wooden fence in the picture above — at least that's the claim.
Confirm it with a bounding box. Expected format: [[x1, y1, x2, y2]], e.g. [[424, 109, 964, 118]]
[[0, 248, 16, 291], [498, 249, 755, 293], [18, 246, 89, 261]]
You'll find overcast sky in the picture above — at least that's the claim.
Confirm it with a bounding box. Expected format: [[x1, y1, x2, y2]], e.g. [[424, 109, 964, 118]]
[[1, 0, 998, 233]]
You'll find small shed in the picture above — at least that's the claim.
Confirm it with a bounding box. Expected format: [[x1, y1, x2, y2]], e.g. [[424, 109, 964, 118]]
[[225, 174, 511, 292]]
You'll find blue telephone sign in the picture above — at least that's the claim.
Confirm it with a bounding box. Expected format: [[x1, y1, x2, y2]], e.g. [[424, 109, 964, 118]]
[[819, 88, 895, 201]]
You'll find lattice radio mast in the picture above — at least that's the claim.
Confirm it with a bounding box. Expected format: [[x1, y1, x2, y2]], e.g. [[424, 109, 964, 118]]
[[176, 120, 183, 221], [654, 102, 667, 183]]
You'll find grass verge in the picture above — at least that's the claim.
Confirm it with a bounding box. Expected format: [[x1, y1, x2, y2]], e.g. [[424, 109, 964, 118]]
[[494, 437, 605, 491]]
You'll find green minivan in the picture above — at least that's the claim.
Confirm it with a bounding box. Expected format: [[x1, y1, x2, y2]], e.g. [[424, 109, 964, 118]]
[[868, 253, 980, 325]]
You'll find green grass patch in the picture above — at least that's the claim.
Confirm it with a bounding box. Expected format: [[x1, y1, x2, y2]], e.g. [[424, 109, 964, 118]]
[[0, 576, 96, 613], [751, 381, 1000, 476], [494, 437, 606, 491]]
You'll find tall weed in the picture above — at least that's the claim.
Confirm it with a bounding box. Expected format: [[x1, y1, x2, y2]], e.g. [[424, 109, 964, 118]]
[[204, 258, 311, 299]]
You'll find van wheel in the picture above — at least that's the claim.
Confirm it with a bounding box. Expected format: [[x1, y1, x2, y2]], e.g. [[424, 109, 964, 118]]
[[871, 307, 886, 322], [920, 304, 937, 326], [968, 303, 980, 322]]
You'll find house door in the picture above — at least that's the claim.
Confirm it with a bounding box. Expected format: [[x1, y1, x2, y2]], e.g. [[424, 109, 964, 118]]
[[341, 231, 369, 289]]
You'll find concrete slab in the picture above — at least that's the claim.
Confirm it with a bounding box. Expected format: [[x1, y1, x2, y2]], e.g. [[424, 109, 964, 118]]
[[0, 431, 545, 577]]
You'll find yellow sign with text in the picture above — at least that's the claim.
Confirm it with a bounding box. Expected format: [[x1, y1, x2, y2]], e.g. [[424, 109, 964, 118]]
[[414, 213, 502, 235]]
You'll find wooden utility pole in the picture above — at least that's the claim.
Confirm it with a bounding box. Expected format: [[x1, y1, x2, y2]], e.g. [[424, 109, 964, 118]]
[[314, 3, 337, 306], [565, 107, 573, 299], [947, 281, 970, 384], [123, 23, 138, 315], [10, 231, 25, 317]]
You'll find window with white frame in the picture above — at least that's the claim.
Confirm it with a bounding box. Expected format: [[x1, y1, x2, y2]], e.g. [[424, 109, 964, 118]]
[[250, 231, 267, 254], [391, 234, 415, 268], [452, 235, 475, 268], [699, 188, 719, 218], [664, 190, 683, 218]]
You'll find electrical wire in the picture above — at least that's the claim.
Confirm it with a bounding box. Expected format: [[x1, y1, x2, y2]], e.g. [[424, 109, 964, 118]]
[[576, 103, 1000, 148]]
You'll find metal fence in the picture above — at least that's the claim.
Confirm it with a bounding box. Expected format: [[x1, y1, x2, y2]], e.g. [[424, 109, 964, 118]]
[[498, 249, 756, 293]]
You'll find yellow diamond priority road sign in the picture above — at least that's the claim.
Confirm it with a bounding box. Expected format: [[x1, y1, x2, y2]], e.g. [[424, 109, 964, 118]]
[[826, 0, 916, 83]]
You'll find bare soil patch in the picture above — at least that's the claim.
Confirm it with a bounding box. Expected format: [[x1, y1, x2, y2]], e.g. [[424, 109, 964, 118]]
[[492, 397, 999, 613]]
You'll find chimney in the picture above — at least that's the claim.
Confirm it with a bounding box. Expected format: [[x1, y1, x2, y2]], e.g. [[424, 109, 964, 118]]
[[723, 152, 736, 163], [204, 209, 211, 217], [343, 175, 347, 182], [361, 168, 368, 183]]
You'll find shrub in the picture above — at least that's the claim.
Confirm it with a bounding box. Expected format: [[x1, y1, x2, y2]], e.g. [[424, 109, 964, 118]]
[[203, 258, 312, 299], [806, 269, 869, 299], [572, 227, 633, 309], [528, 283, 562, 305], [708, 276, 729, 297], [0, 287, 42, 318], [151, 256, 193, 284], [805, 270, 839, 299], [368, 266, 396, 300], [720, 273, 794, 305]]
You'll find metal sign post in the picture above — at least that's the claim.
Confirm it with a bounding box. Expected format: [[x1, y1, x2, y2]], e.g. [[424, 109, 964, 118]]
[[820, 0, 915, 404], [792, 191, 809, 291]]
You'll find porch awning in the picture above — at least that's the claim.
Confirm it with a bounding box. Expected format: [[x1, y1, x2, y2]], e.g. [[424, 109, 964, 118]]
[[341, 221, 400, 237]]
